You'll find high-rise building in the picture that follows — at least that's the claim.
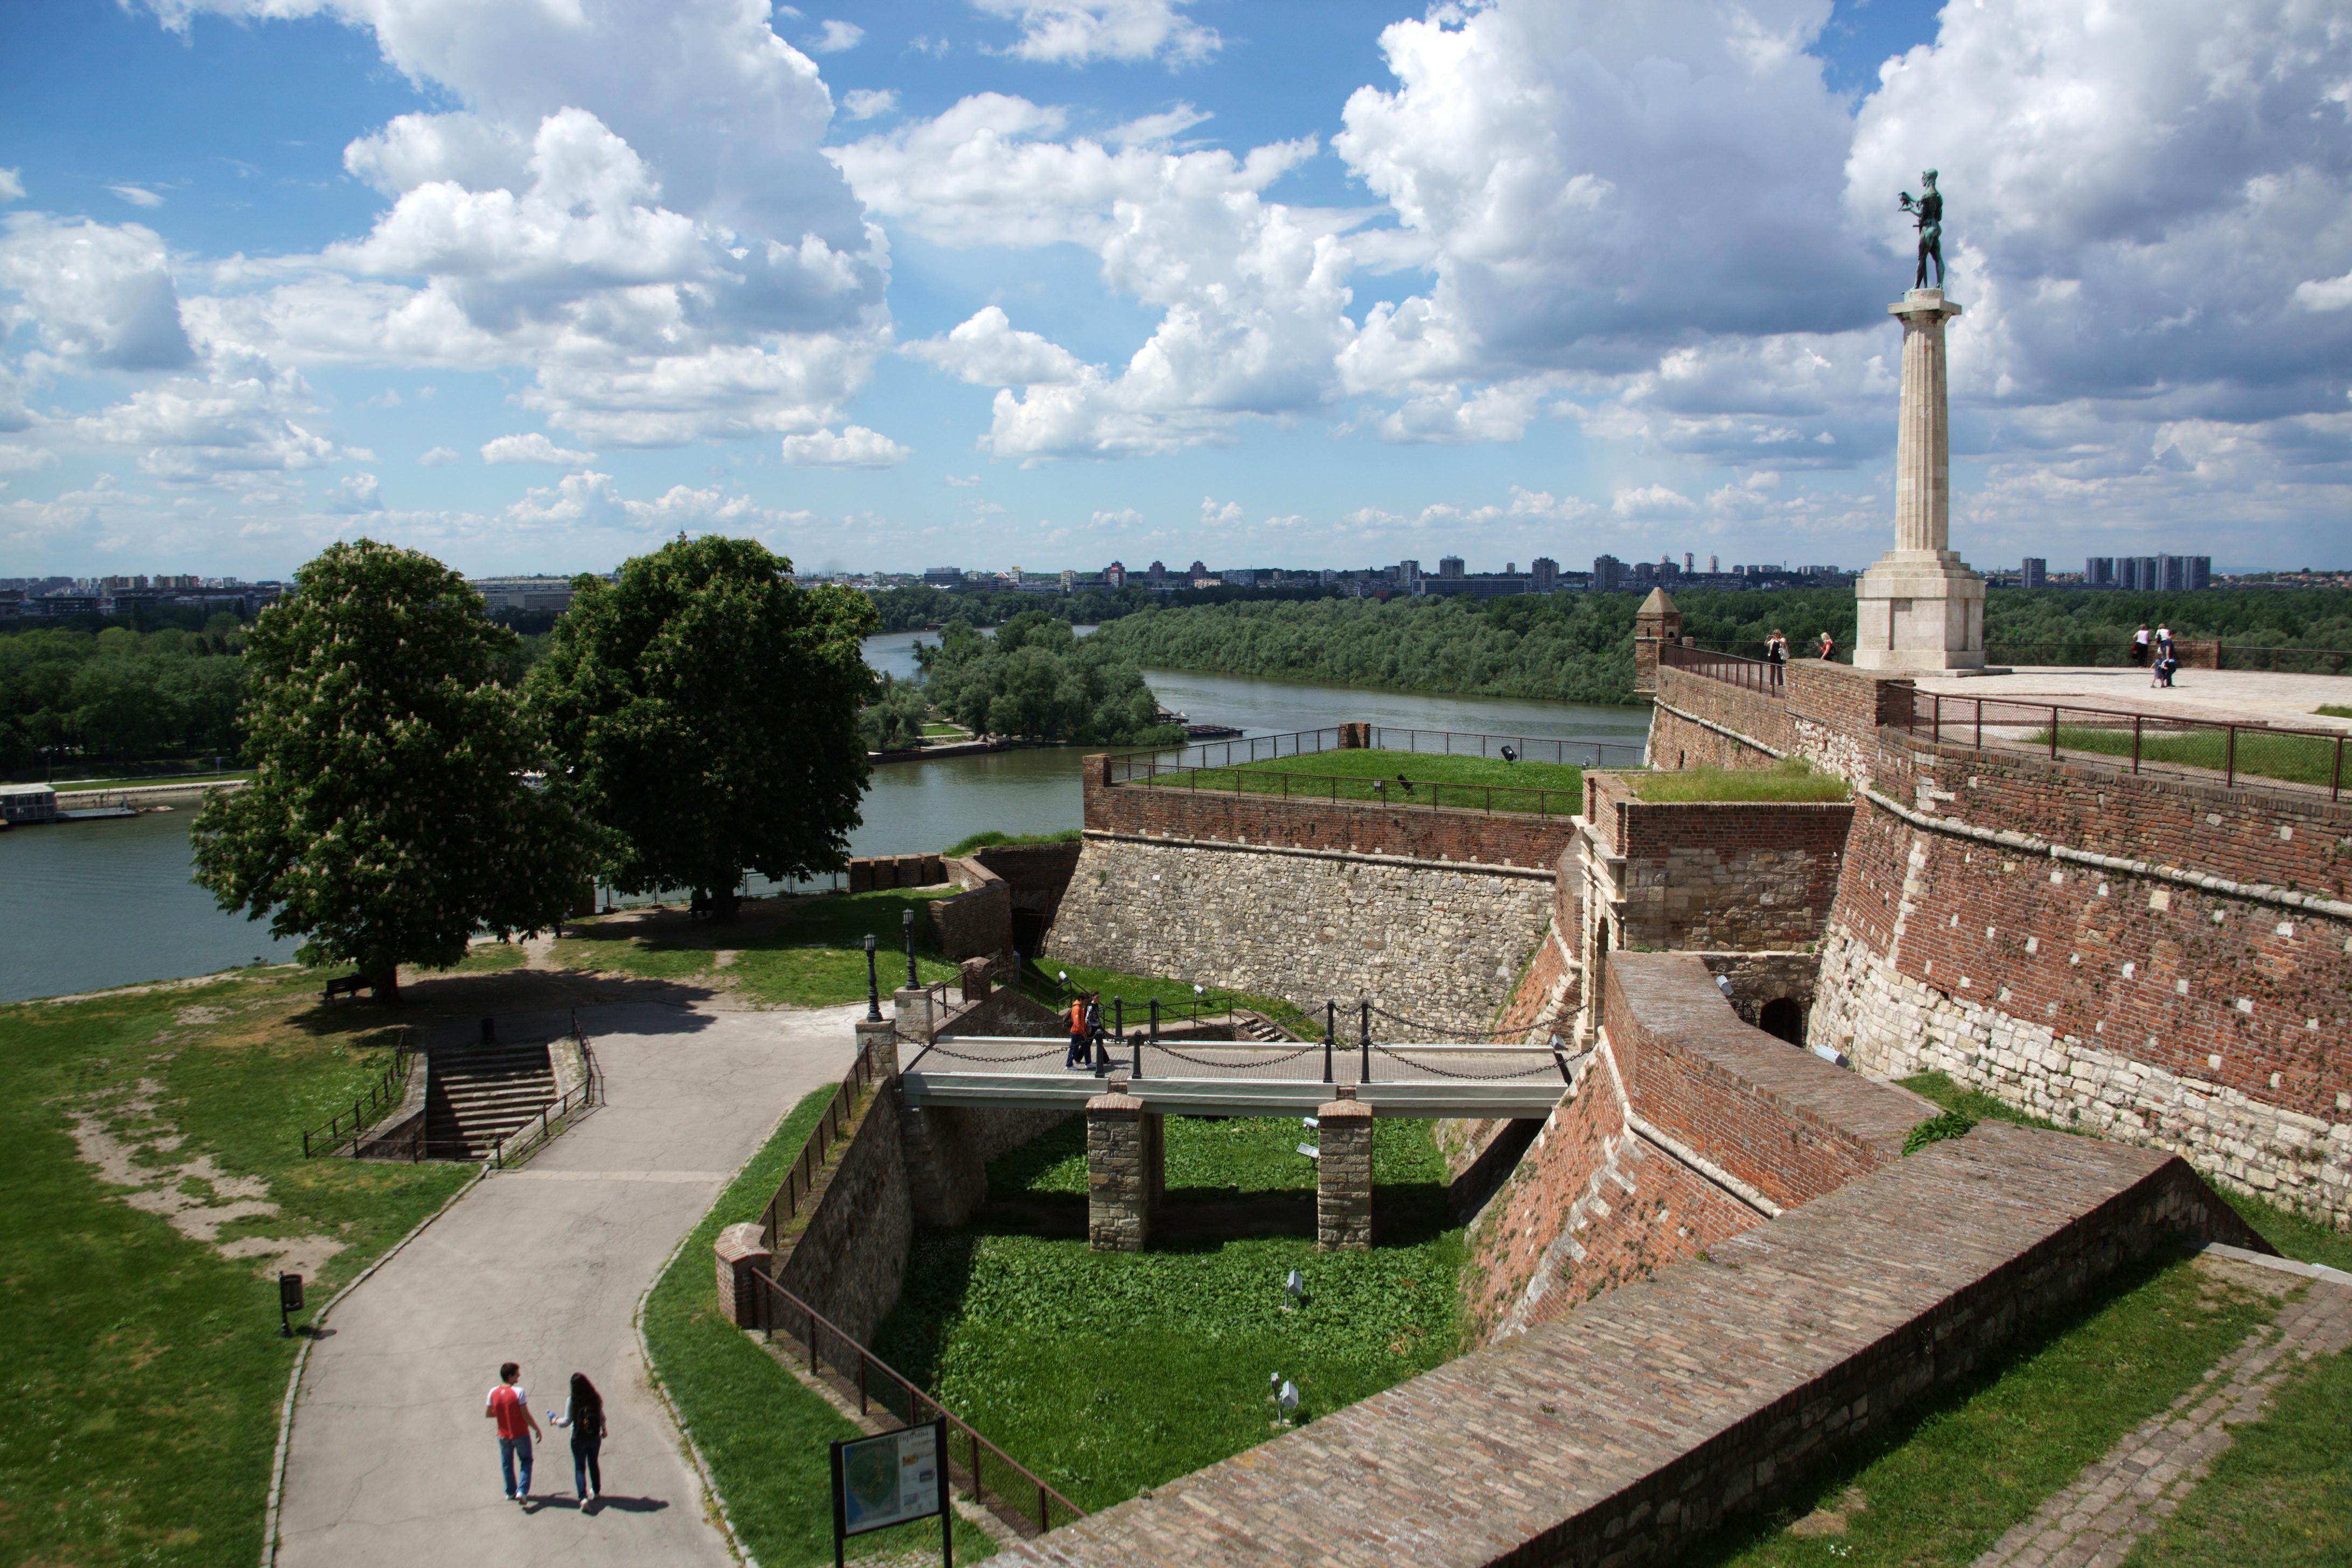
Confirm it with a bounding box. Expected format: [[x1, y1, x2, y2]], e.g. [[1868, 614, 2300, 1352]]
[[1105, 561, 1125, 589], [1592, 555, 1626, 592], [2084, 556, 2115, 587], [1397, 559, 1424, 592], [1708, 555, 1719, 574], [2186, 556, 2211, 590], [1683, 552, 1695, 574], [1531, 556, 1559, 592], [1148, 559, 1167, 586], [1437, 555, 1466, 579], [2021, 558, 2047, 589]]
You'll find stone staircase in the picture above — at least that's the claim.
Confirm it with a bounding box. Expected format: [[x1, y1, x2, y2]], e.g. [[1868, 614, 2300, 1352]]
[[1234, 1010, 1298, 1043], [424, 1040, 557, 1159]]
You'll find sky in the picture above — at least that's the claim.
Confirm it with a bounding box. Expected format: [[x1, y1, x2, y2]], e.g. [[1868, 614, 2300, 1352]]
[[1, 0, 2348, 581]]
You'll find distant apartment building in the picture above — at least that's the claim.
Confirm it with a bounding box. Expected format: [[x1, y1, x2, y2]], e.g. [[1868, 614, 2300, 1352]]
[[2084, 556, 2116, 587], [1397, 559, 1424, 593], [1437, 555, 1466, 579], [1147, 559, 1167, 587], [1592, 554, 1626, 593], [1531, 556, 1559, 592], [2020, 558, 2047, 589], [2091, 554, 2209, 591], [1105, 561, 1125, 589], [922, 566, 962, 586]]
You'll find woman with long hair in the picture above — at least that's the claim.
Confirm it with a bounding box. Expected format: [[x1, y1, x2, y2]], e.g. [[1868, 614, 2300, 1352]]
[[549, 1372, 607, 1502]]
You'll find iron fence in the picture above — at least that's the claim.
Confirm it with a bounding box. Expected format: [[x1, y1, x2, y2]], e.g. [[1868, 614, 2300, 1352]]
[[299, 1027, 417, 1157], [758, 1037, 883, 1250], [1102, 724, 1643, 782], [747, 1268, 1084, 1539], [1903, 691, 2349, 801], [1657, 641, 1786, 693]]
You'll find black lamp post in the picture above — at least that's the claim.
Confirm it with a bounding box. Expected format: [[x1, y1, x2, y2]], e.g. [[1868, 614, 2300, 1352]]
[[862, 932, 881, 1021], [902, 907, 918, 986]]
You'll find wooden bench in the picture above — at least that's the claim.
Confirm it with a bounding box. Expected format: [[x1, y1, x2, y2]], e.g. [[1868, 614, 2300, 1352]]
[[323, 974, 372, 1004]]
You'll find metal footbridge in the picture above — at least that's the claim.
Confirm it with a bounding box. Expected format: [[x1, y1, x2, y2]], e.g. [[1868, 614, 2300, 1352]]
[[901, 1032, 1574, 1118]]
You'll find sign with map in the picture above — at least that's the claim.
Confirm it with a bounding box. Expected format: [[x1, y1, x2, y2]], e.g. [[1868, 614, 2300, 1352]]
[[830, 1419, 949, 1563]]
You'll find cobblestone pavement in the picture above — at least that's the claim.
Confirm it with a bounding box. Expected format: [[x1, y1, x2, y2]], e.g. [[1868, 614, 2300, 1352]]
[[1970, 1251, 2352, 1568]]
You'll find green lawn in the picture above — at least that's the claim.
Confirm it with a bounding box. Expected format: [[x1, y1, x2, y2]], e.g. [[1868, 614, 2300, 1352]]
[[1171, 747, 1585, 815], [870, 1114, 1463, 1513], [0, 972, 474, 1567], [548, 888, 966, 1007], [1688, 1253, 2278, 1568], [2032, 724, 2347, 792], [943, 828, 1081, 856], [639, 1087, 996, 1565], [2120, 1331, 2352, 1567], [1628, 760, 1851, 803]]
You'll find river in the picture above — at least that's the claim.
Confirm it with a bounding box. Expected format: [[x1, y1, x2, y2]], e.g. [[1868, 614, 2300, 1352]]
[[0, 635, 1647, 1004]]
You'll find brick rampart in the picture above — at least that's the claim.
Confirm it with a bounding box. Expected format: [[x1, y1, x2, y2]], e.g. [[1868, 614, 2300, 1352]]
[[1651, 665, 1797, 764], [772, 1086, 912, 1346], [1082, 758, 1577, 869], [993, 1123, 2260, 1568]]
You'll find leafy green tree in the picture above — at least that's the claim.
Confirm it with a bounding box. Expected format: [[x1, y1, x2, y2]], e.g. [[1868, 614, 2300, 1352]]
[[529, 535, 878, 921], [191, 540, 589, 999], [913, 609, 1178, 744]]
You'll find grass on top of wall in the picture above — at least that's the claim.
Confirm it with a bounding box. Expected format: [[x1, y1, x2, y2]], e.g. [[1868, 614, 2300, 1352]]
[[2315, 704, 2352, 720], [942, 828, 1081, 856], [870, 1115, 1464, 1514], [2032, 724, 2348, 791], [1686, 1251, 2279, 1568], [639, 1085, 997, 1566], [548, 887, 965, 1008], [1179, 747, 1586, 815], [1898, 1072, 2352, 1275], [0, 970, 477, 1568], [1627, 759, 1852, 803]]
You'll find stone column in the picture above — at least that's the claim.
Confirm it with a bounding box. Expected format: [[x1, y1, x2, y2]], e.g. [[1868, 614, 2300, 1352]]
[[713, 1222, 771, 1329], [1087, 1092, 1161, 1251], [855, 1017, 899, 1079], [1316, 1099, 1374, 1250], [1853, 288, 1987, 673]]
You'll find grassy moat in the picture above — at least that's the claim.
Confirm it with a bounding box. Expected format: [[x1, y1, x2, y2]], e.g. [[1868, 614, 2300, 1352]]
[[870, 1114, 1465, 1511]]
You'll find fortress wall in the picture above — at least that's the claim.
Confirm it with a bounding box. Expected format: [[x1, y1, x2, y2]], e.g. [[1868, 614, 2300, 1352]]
[[1048, 831, 1555, 1023], [1584, 776, 1853, 954], [1080, 757, 1577, 870], [1649, 665, 1797, 768]]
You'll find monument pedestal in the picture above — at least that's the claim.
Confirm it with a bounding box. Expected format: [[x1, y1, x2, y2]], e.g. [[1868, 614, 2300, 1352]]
[[1852, 287, 1990, 674]]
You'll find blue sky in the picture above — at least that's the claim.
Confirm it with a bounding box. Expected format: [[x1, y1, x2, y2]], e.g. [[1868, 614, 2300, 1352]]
[[2, 0, 2347, 580]]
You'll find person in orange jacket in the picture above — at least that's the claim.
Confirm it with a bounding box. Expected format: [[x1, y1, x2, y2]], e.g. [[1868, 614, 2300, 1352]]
[[1067, 994, 1090, 1070]]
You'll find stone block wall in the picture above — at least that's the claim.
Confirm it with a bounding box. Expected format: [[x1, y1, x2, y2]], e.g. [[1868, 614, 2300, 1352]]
[[771, 1089, 914, 1347], [848, 853, 948, 892], [971, 840, 1082, 930], [1698, 951, 1824, 1031], [1315, 1100, 1374, 1249], [1048, 832, 1556, 1024], [926, 856, 1013, 960], [1087, 1094, 1160, 1251], [1082, 757, 1577, 870]]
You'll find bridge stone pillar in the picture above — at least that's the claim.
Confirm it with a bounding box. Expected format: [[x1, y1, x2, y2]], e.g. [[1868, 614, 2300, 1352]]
[[1317, 1099, 1373, 1250], [1087, 1091, 1162, 1251], [855, 1017, 899, 1078]]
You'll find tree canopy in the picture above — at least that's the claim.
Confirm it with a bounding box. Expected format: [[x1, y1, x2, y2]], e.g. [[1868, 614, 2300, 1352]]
[[914, 610, 1181, 745], [529, 535, 878, 919], [190, 540, 589, 998]]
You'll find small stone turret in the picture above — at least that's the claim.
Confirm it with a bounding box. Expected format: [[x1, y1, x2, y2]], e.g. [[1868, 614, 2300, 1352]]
[[1632, 587, 1682, 696]]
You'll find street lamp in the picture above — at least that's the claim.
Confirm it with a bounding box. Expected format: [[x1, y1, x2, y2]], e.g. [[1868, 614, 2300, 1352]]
[[902, 907, 918, 986], [862, 932, 881, 1022]]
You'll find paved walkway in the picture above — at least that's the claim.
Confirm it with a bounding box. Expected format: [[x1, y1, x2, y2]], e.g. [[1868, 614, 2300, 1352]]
[[1915, 667, 2352, 730], [275, 996, 866, 1568], [1970, 1251, 2352, 1568]]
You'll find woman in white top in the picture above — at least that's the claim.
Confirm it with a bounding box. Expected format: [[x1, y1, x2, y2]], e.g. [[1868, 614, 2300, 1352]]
[[548, 1372, 608, 1502]]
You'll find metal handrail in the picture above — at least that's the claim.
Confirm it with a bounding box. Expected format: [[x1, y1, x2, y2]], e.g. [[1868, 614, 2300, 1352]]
[[759, 1037, 880, 1249], [747, 1266, 1084, 1538], [1658, 641, 1787, 692], [1101, 724, 1644, 782], [300, 1027, 416, 1158], [1905, 692, 2349, 801]]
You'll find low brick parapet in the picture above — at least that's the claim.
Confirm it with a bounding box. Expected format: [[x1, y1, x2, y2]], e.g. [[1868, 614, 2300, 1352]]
[[990, 1124, 2264, 1568], [713, 1222, 771, 1330]]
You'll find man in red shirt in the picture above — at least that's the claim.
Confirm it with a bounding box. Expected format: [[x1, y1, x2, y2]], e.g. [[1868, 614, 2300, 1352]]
[[485, 1361, 542, 1500]]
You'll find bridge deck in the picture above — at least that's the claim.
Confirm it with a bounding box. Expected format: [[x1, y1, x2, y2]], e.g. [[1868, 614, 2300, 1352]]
[[901, 1035, 1572, 1117]]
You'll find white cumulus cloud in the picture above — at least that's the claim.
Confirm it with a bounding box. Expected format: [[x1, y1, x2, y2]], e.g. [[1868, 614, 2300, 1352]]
[[972, 0, 1219, 67], [0, 214, 194, 370], [417, 445, 458, 466], [0, 169, 23, 201], [480, 432, 598, 466], [839, 88, 898, 121], [779, 424, 908, 466], [906, 307, 1086, 386], [806, 19, 863, 53]]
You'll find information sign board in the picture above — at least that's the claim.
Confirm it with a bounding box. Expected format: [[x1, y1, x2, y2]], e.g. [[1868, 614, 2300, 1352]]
[[831, 1418, 950, 1566]]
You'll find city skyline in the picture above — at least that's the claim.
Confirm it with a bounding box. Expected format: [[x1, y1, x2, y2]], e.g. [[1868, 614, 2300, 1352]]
[[2, 1, 2348, 579]]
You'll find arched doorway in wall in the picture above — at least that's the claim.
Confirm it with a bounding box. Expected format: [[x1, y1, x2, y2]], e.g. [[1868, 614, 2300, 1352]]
[[1759, 997, 1805, 1047]]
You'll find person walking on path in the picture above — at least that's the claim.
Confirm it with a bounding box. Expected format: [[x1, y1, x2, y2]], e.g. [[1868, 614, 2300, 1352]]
[[2132, 624, 2151, 666], [1066, 994, 1090, 1070], [548, 1372, 607, 1503], [486, 1362, 541, 1501]]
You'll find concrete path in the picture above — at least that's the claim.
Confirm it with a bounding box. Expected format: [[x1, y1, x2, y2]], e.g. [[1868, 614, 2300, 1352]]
[[1914, 667, 2352, 730], [1970, 1251, 2352, 1568], [275, 996, 867, 1568]]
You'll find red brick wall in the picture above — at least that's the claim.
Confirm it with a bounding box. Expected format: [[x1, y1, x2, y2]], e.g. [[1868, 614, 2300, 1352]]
[[1082, 761, 1576, 869], [1583, 774, 1854, 952], [1649, 704, 1777, 772], [1654, 666, 1797, 758], [1605, 953, 1917, 1208]]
